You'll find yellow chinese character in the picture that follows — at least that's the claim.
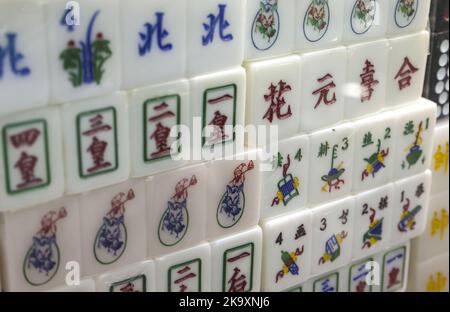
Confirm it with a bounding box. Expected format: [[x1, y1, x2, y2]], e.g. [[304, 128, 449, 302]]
[[426, 272, 448, 292], [434, 142, 449, 174], [431, 209, 449, 240]]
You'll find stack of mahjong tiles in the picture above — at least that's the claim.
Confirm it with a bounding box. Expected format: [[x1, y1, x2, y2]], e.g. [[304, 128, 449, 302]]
[[0, 0, 445, 293]]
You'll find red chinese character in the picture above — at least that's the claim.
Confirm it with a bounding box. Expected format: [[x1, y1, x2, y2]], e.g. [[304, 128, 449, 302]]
[[356, 280, 367, 292], [360, 60, 379, 102], [227, 267, 247, 292], [207, 110, 229, 144], [82, 114, 112, 136], [150, 122, 171, 158], [263, 80, 292, 123], [10, 128, 40, 148], [394, 57, 418, 90], [14, 151, 43, 189], [388, 267, 400, 289], [119, 282, 138, 292], [174, 266, 197, 292], [86, 136, 111, 173], [312, 74, 336, 109]]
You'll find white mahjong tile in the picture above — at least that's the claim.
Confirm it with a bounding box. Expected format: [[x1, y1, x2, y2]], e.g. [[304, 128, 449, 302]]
[[430, 121, 449, 194], [408, 252, 449, 292], [378, 243, 410, 292], [386, 0, 431, 37]]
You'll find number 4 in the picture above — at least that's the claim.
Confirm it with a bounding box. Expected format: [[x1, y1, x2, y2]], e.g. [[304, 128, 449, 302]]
[[276, 232, 283, 245]]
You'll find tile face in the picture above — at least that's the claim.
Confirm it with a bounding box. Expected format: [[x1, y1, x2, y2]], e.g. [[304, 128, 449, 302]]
[[146, 163, 207, 258], [347, 257, 377, 292], [120, 0, 186, 90], [386, 0, 430, 37], [79, 179, 147, 276], [345, 40, 389, 119], [46, 0, 120, 104], [129, 80, 189, 178], [353, 112, 395, 193], [380, 244, 409, 292], [155, 243, 211, 292], [352, 184, 394, 261], [206, 153, 261, 240], [0, 196, 81, 291], [430, 122, 449, 194], [0, 107, 64, 211], [96, 260, 156, 292], [190, 67, 246, 158], [295, 0, 344, 52], [245, 55, 302, 143], [409, 253, 449, 292], [312, 271, 341, 292], [261, 210, 312, 292], [186, 0, 244, 76], [299, 47, 346, 132], [308, 123, 355, 205], [0, 0, 49, 116], [342, 0, 388, 43], [311, 197, 355, 275], [210, 227, 262, 292], [392, 171, 432, 245], [259, 135, 309, 219], [393, 99, 436, 180], [62, 92, 130, 194], [244, 0, 295, 60], [386, 31, 430, 107]]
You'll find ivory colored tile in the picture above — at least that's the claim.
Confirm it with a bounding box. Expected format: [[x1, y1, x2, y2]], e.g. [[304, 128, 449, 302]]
[[430, 121, 449, 194], [378, 243, 410, 292], [408, 252, 449, 292], [386, 0, 431, 37]]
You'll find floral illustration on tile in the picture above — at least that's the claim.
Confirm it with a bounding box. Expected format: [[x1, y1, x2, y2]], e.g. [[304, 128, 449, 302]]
[[351, 0, 376, 34], [303, 0, 330, 42], [23, 208, 67, 286], [251, 0, 280, 51], [395, 0, 418, 28]]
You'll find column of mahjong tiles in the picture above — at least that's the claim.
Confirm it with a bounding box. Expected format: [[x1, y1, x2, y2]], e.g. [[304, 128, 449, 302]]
[[0, 0, 440, 293]]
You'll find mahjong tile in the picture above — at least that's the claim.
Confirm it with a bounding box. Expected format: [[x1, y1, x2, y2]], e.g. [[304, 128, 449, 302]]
[[408, 252, 449, 292], [391, 171, 432, 245], [378, 243, 410, 292], [353, 112, 395, 192], [346, 257, 380, 292], [45, 0, 120, 104], [342, 0, 388, 44], [386, 0, 431, 37], [119, 0, 186, 90], [308, 122, 355, 206], [259, 134, 309, 220], [352, 184, 394, 261], [0, 0, 49, 116], [206, 151, 261, 240], [393, 99, 436, 180], [129, 79, 189, 178], [299, 46, 347, 133], [386, 31, 430, 107], [155, 243, 211, 292], [48, 279, 96, 292], [0, 107, 64, 211], [189, 67, 246, 159], [146, 163, 207, 258], [244, 0, 295, 61], [261, 210, 312, 292], [79, 179, 147, 276], [295, 0, 345, 52], [61, 92, 130, 194], [186, 0, 244, 76], [311, 196, 355, 275], [345, 39, 389, 120], [0, 196, 81, 291], [430, 121, 449, 194], [245, 55, 302, 145], [210, 226, 262, 292], [96, 260, 156, 292], [312, 270, 345, 292]]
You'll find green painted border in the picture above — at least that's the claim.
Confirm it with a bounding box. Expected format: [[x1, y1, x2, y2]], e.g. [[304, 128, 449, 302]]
[[222, 242, 254, 292], [201, 84, 237, 148], [313, 272, 339, 292], [143, 94, 181, 163], [168, 258, 202, 292], [348, 257, 374, 292], [109, 274, 147, 292], [76, 106, 119, 179], [381, 246, 406, 292], [2, 119, 51, 195]]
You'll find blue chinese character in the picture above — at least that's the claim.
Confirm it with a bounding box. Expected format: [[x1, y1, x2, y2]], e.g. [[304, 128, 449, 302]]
[[202, 4, 233, 46], [320, 278, 335, 292], [0, 33, 31, 79], [139, 12, 173, 56]]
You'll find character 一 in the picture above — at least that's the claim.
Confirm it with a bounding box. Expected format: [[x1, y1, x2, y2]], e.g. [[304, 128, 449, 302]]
[[303, 0, 330, 42], [397, 197, 422, 233], [362, 207, 383, 249], [94, 189, 135, 264], [275, 246, 304, 283], [321, 144, 345, 193], [23, 208, 67, 286], [251, 0, 280, 51], [159, 176, 197, 246], [217, 161, 254, 228], [271, 154, 300, 207], [319, 231, 347, 265], [362, 139, 389, 181]]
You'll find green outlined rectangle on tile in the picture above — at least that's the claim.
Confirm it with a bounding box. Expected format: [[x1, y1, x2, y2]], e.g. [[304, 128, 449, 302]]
[[168, 258, 202, 292], [222, 242, 254, 292]]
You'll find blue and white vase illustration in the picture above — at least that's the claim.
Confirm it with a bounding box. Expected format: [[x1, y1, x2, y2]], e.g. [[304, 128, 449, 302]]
[[94, 189, 135, 264], [303, 0, 330, 42], [395, 0, 418, 28], [251, 0, 280, 51], [217, 161, 255, 228], [23, 207, 67, 286], [158, 175, 197, 246], [351, 0, 376, 35]]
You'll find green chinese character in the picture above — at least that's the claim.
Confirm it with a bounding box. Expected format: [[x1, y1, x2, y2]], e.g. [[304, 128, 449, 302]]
[[362, 132, 374, 148], [403, 121, 415, 135], [272, 152, 283, 170], [318, 142, 330, 158]]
